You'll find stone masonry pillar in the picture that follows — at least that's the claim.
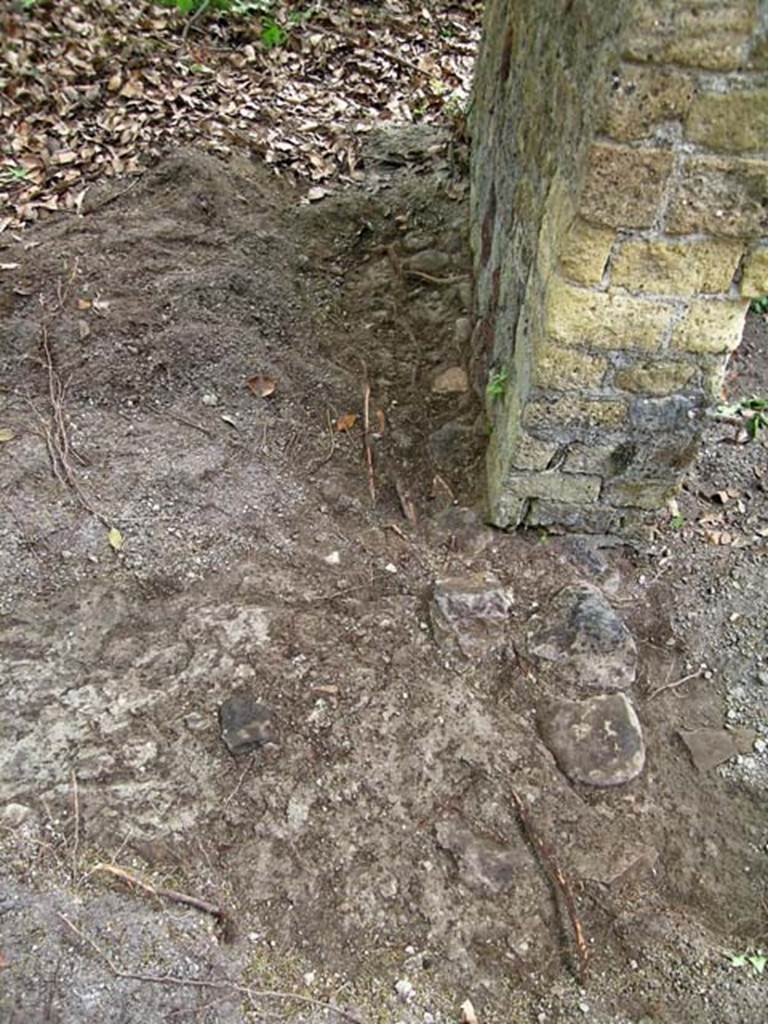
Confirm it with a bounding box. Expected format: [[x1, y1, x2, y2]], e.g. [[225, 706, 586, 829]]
[[471, 0, 768, 532]]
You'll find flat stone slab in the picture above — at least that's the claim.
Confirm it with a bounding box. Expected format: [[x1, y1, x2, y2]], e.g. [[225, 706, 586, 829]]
[[430, 575, 513, 659], [539, 693, 645, 787], [529, 583, 637, 691], [219, 696, 276, 755], [679, 727, 756, 771], [434, 818, 527, 894]]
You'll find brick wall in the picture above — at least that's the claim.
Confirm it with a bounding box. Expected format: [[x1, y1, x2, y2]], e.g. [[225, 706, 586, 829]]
[[471, 0, 768, 532]]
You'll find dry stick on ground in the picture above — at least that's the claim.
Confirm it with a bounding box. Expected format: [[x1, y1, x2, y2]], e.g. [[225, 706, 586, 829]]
[[92, 863, 233, 939], [56, 913, 364, 1024], [306, 408, 336, 474], [509, 788, 590, 985], [403, 269, 468, 286], [648, 668, 703, 700], [70, 769, 80, 883], [36, 266, 109, 525], [394, 474, 418, 526], [362, 372, 376, 503]]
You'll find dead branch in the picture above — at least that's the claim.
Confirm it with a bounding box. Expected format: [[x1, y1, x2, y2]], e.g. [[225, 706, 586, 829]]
[[394, 475, 418, 526], [70, 769, 80, 882], [362, 376, 376, 504], [92, 862, 233, 938], [648, 668, 702, 700], [510, 788, 589, 985], [306, 409, 336, 474], [57, 913, 363, 1023], [404, 269, 468, 286]]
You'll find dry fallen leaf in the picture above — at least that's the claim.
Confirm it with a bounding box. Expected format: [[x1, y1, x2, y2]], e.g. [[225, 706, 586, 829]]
[[0, 428, 15, 442], [0, 1, 479, 231], [108, 526, 124, 551], [375, 408, 386, 434], [247, 374, 277, 398], [77, 297, 92, 310], [336, 412, 357, 432]]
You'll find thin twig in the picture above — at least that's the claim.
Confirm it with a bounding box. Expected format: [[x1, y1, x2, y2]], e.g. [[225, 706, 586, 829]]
[[83, 174, 143, 215], [56, 913, 363, 1023], [180, 0, 210, 45], [362, 375, 376, 504], [306, 408, 336, 473], [70, 769, 80, 882], [510, 788, 589, 985], [648, 668, 702, 700], [222, 755, 255, 807], [394, 475, 417, 526], [92, 863, 232, 937], [404, 269, 468, 286]]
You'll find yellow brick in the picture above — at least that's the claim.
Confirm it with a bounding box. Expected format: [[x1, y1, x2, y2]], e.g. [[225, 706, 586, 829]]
[[601, 64, 695, 142], [546, 277, 673, 351], [534, 341, 608, 390], [686, 90, 768, 153], [666, 155, 768, 238], [614, 360, 696, 395], [580, 143, 673, 229], [509, 433, 559, 471], [672, 299, 749, 354], [623, 2, 755, 72], [700, 358, 728, 399], [741, 247, 768, 298], [559, 220, 616, 285], [523, 395, 627, 432], [611, 240, 742, 296]]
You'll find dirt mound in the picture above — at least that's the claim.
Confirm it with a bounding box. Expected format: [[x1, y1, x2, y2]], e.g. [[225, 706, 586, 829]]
[[1, 143, 767, 1024]]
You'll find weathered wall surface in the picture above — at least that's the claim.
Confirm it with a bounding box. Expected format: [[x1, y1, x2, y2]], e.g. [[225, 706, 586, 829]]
[[471, 0, 768, 531]]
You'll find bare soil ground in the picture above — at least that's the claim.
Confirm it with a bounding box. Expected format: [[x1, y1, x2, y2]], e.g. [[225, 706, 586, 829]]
[[0, 137, 767, 1024]]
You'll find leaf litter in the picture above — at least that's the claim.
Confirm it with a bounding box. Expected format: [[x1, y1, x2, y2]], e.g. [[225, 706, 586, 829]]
[[0, 0, 481, 230]]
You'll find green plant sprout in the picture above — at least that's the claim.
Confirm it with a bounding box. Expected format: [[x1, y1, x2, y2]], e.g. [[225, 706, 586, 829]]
[[717, 396, 768, 439], [749, 295, 768, 315], [487, 368, 508, 401], [726, 949, 766, 975], [0, 164, 32, 184]]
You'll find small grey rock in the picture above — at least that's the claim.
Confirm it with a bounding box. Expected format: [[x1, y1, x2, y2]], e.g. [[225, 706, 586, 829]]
[[539, 693, 645, 787], [394, 978, 414, 1002], [1, 803, 33, 827], [430, 575, 513, 659], [529, 583, 637, 691], [403, 249, 453, 276], [402, 231, 436, 254], [219, 696, 276, 755]]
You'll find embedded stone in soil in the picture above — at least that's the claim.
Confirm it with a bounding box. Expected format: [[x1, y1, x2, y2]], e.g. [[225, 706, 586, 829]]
[[529, 582, 637, 691], [679, 726, 756, 771], [219, 695, 277, 755], [429, 574, 514, 659], [538, 692, 646, 787]]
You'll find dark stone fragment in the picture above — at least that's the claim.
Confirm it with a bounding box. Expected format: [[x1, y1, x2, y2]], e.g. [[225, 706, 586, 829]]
[[219, 696, 276, 755], [529, 583, 637, 691], [629, 395, 703, 434]]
